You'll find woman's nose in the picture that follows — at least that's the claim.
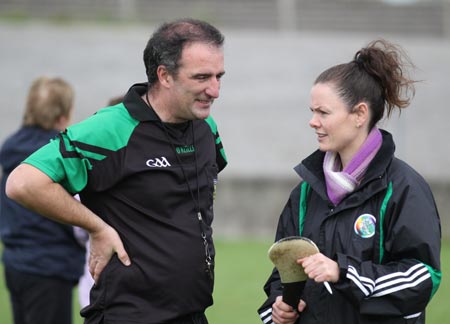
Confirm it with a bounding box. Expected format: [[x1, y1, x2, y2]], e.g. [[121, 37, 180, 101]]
[[309, 115, 319, 128]]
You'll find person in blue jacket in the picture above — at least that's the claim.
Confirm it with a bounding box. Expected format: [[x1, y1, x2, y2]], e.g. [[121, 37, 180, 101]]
[[0, 76, 85, 324], [258, 39, 441, 324]]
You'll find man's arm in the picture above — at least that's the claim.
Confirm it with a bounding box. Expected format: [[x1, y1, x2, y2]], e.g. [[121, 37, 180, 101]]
[[6, 163, 131, 282]]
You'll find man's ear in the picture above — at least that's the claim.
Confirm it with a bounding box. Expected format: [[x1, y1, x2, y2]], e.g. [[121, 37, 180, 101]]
[[156, 65, 171, 88]]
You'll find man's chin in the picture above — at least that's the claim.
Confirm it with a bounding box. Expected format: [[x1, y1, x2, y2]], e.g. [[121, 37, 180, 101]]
[[195, 109, 211, 120]]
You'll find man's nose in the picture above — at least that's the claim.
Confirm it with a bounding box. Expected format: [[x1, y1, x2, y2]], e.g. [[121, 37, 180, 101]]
[[205, 78, 220, 98]]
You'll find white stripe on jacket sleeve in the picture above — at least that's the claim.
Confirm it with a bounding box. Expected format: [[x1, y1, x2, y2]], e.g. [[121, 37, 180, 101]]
[[259, 307, 274, 324], [347, 263, 430, 298]]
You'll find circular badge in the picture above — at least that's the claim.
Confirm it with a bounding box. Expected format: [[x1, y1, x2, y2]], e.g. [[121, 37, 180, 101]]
[[354, 214, 376, 238]]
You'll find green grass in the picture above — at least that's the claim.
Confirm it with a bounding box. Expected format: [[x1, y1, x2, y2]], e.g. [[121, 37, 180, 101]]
[[0, 239, 449, 324], [207, 239, 273, 323]]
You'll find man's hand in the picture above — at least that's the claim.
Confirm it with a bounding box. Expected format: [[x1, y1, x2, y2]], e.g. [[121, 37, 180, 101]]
[[272, 296, 306, 324], [88, 224, 131, 283], [6, 164, 132, 283]]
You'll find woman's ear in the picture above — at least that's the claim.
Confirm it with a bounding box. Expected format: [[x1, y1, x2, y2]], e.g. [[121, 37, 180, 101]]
[[353, 102, 369, 128]]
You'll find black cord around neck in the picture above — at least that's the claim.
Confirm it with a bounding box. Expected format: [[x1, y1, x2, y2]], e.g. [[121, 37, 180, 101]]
[[161, 121, 201, 214], [145, 87, 213, 279]]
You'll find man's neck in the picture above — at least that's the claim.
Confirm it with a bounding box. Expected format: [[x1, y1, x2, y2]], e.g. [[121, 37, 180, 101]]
[[141, 91, 174, 123]]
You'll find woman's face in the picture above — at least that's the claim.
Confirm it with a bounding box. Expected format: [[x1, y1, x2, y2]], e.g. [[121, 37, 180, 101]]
[[309, 82, 363, 162]]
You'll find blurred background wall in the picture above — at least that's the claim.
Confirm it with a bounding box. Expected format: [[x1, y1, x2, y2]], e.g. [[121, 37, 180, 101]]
[[1, 0, 449, 239]]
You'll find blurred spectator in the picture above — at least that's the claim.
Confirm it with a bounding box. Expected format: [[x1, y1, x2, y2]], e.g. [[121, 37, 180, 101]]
[[0, 76, 85, 324]]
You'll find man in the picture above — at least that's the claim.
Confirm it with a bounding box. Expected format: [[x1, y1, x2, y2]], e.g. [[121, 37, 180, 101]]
[[6, 18, 227, 324], [0, 76, 85, 324]]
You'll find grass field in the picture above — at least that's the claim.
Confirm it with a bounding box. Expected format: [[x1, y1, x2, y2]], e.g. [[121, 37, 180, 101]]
[[0, 239, 449, 324]]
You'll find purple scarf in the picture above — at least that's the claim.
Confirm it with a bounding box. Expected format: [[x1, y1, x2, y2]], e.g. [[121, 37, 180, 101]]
[[323, 127, 382, 205]]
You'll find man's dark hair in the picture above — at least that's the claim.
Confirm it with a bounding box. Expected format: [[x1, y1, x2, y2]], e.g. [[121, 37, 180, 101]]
[[143, 18, 224, 87]]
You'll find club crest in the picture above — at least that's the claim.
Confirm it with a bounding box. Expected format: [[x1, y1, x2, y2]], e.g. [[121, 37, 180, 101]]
[[354, 214, 376, 238]]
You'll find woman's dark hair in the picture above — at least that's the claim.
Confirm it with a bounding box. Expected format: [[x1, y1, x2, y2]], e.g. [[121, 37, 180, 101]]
[[143, 18, 224, 87], [314, 39, 416, 129]]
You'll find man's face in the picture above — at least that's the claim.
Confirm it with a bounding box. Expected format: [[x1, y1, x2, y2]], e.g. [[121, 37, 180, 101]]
[[166, 42, 225, 122]]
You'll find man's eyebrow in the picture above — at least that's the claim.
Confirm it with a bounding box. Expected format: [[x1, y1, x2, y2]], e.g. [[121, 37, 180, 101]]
[[192, 71, 225, 78]]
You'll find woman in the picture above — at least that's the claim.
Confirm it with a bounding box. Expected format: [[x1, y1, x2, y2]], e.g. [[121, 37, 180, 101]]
[[258, 39, 441, 324]]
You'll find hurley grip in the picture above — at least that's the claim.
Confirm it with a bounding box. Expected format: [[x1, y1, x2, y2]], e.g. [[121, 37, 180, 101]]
[[282, 281, 305, 310]]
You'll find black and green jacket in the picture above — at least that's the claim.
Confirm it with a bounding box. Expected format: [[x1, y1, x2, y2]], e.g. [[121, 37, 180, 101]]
[[258, 130, 441, 324], [24, 83, 227, 323]]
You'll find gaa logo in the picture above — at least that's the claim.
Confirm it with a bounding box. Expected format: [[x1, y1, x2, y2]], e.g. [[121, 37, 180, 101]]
[[146, 157, 171, 168]]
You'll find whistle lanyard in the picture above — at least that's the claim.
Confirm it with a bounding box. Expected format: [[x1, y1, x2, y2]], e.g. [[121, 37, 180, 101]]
[[160, 120, 213, 280]]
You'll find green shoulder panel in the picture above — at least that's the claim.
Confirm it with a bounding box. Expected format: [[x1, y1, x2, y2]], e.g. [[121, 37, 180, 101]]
[[68, 104, 139, 153], [205, 115, 227, 164], [23, 137, 90, 194], [24, 104, 138, 194], [205, 115, 218, 135]]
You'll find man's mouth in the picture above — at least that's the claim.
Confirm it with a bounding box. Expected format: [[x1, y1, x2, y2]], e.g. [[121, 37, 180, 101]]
[[197, 99, 213, 106]]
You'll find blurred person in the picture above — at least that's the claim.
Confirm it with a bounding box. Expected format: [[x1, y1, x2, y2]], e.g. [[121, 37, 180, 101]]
[[258, 39, 441, 324], [0, 76, 85, 324], [105, 95, 124, 106], [73, 220, 93, 309], [6, 18, 227, 324]]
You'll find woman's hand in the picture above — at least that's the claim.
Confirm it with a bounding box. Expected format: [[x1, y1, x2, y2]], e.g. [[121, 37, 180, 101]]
[[298, 253, 339, 283], [272, 296, 306, 324]]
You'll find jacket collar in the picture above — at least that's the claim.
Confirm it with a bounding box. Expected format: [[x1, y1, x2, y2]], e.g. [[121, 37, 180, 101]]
[[123, 82, 160, 122], [294, 129, 396, 202]]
